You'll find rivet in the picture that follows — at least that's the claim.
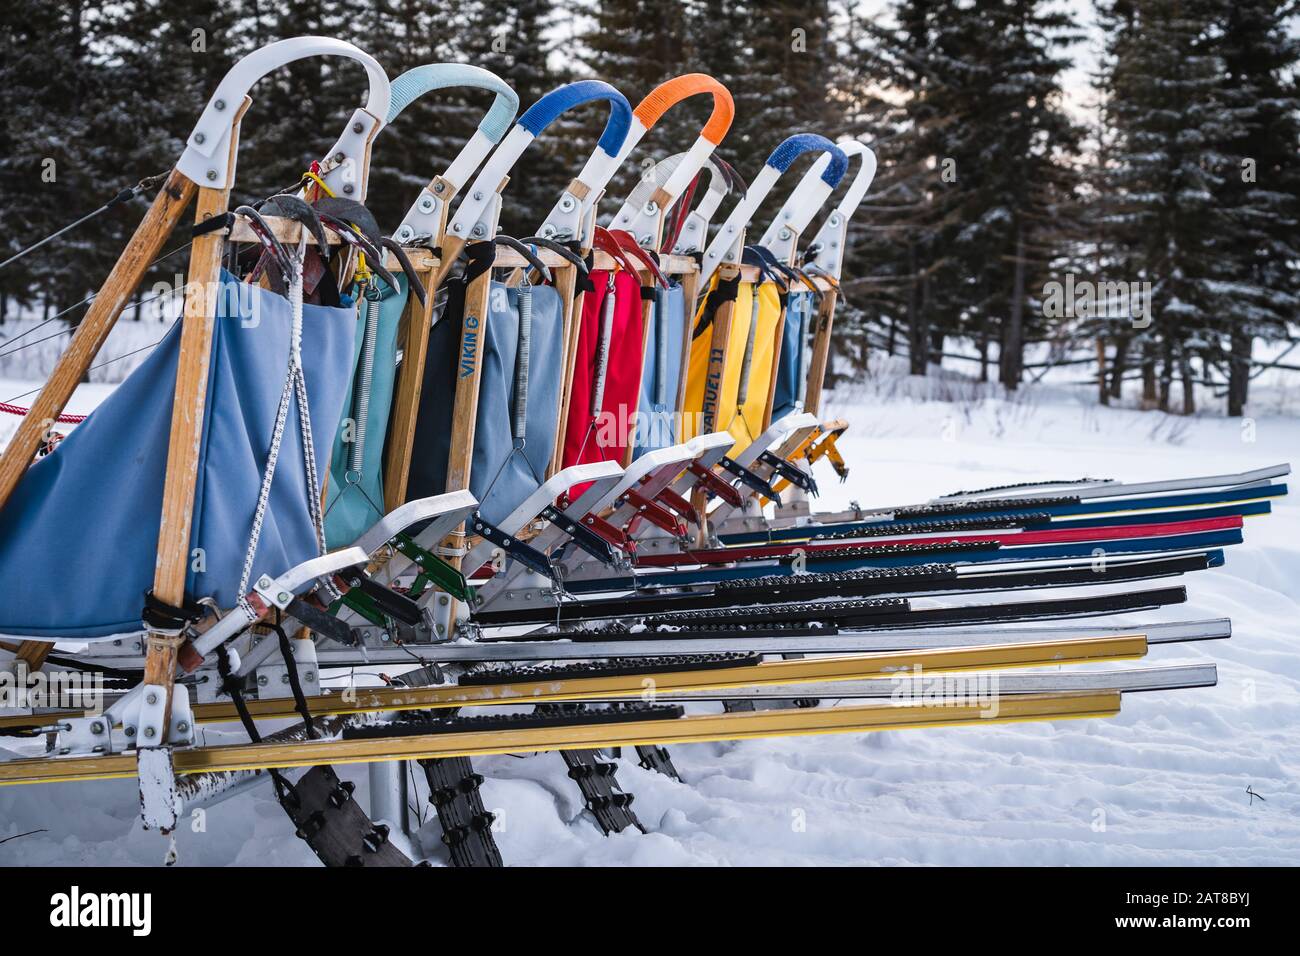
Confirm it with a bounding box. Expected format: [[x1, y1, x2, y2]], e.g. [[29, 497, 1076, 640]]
[[194, 132, 205, 145], [353, 121, 364, 134], [206, 170, 218, 181], [214, 99, 226, 111]]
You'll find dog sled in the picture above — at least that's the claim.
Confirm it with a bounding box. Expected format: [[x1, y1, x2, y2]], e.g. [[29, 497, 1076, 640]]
[[0, 36, 1284, 867]]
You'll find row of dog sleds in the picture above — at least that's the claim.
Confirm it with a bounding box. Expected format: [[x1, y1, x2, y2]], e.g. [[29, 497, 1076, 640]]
[[0, 38, 1287, 866]]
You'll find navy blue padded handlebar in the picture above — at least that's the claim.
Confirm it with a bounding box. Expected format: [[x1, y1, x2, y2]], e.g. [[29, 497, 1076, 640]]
[[765, 134, 848, 186], [517, 80, 633, 156]]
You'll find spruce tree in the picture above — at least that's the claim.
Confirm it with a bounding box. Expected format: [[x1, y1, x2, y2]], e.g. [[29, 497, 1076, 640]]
[[463, 0, 571, 237], [0, 1, 114, 319], [844, 0, 1081, 383], [1212, 0, 1300, 415], [578, 0, 693, 218], [1095, 0, 1242, 413], [348, 0, 462, 234]]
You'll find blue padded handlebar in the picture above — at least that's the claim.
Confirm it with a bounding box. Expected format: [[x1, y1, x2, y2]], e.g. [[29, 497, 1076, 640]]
[[517, 80, 633, 156], [765, 134, 849, 186], [387, 64, 519, 141]]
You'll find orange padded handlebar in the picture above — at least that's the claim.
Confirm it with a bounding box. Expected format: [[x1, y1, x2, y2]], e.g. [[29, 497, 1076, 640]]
[[633, 74, 734, 145]]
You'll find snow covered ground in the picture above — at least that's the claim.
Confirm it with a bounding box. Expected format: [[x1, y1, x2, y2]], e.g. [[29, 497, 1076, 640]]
[[2, 364, 1298, 867]]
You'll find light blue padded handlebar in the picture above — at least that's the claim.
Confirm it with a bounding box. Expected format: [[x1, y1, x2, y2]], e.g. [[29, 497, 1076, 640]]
[[387, 63, 519, 141], [517, 80, 633, 156]]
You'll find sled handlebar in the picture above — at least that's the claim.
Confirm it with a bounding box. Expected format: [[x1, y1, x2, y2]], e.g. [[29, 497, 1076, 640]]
[[766, 134, 848, 182], [390, 65, 521, 244], [633, 74, 734, 145], [699, 134, 848, 284], [574, 75, 735, 249], [180, 37, 391, 193], [386, 63, 518, 139], [449, 81, 633, 246], [802, 140, 878, 278], [518, 80, 633, 154]]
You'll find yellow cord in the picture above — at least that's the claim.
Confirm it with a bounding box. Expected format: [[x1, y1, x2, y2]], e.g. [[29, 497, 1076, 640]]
[[300, 169, 336, 199]]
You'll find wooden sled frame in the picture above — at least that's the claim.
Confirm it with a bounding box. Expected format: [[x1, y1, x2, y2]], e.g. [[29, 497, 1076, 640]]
[[0, 37, 391, 728]]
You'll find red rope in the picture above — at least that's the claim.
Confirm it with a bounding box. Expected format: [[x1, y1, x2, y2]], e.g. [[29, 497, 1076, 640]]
[[0, 401, 86, 424]]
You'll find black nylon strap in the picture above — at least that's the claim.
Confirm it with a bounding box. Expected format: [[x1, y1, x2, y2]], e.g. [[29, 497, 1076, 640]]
[[463, 241, 496, 284], [191, 211, 235, 238], [691, 273, 741, 340], [273, 615, 318, 739], [141, 589, 205, 631]]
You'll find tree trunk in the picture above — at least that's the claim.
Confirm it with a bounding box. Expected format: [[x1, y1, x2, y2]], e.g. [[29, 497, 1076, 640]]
[[929, 328, 945, 368], [976, 319, 989, 382], [907, 246, 927, 376], [1227, 327, 1251, 417], [1095, 338, 1109, 405], [999, 227, 1026, 390], [1157, 338, 1174, 412], [1179, 350, 1195, 415], [1140, 342, 1157, 409], [1110, 333, 1130, 400]]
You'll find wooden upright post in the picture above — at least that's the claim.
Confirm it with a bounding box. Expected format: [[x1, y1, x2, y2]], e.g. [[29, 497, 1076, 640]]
[[383, 253, 440, 511], [761, 306, 787, 433], [699, 266, 740, 439], [549, 263, 582, 477], [804, 286, 839, 418], [141, 100, 249, 739], [674, 266, 701, 439], [444, 268, 494, 498]]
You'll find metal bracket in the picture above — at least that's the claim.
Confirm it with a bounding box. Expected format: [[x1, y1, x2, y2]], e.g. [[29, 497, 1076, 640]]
[[469, 514, 553, 579], [257, 635, 320, 700], [394, 534, 475, 603], [760, 450, 818, 495], [353, 489, 479, 556], [540, 504, 622, 567], [719, 457, 782, 506]]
